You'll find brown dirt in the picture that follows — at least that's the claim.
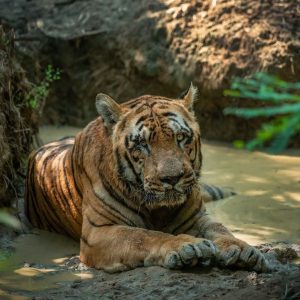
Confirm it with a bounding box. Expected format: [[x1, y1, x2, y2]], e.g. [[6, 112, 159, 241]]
[[1, 0, 299, 144]]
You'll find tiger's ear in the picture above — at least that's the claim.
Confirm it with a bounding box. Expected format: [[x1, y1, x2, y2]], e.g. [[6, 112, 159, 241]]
[[183, 82, 199, 111], [95, 93, 122, 130]]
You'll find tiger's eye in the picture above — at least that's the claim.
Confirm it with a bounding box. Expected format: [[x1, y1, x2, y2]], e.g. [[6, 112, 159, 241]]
[[176, 132, 185, 142]]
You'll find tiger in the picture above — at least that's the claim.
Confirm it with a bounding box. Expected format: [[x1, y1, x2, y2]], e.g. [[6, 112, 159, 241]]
[[25, 84, 268, 273]]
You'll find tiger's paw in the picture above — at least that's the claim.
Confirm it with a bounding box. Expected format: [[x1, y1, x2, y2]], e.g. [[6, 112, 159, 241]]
[[214, 236, 270, 273], [160, 235, 217, 269]]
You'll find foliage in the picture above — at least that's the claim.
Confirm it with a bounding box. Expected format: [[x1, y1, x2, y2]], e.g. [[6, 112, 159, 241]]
[[0, 210, 20, 229], [223, 72, 300, 153], [26, 64, 60, 109]]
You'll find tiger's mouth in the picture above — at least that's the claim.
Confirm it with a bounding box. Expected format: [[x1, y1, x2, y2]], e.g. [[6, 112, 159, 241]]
[[143, 185, 194, 208]]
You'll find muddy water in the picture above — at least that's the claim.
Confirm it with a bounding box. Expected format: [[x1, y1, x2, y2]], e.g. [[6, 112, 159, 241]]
[[0, 230, 92, 298], [1, 125, 299, 296], [203, 142, 300, 245]]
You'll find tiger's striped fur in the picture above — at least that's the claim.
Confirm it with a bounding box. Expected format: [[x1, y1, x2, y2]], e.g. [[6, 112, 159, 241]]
[[25, 85, 268, 272]]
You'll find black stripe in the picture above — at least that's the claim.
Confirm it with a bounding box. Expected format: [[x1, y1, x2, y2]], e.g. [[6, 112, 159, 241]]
[[183, 119, 191, 130], [81, 236, 92, 247], [191, 137, 199, 163], [169, 117, 182, 127], [161, 112, 177, 117], [101, 176, 137, 226], [70, 147, 83, 198], [125, 136, 129, 148], [172, 209, 199, 233], [87, 215, 113, 227], [89, 201, 119, 224], [186, 130, 194, 145], [138, 123, 144, 131], [62, 154, 81, 217], [28, 155, 55, 230], [136, 115, 148, 126], [83, 168, 135, 226], [214, 186, 224, 199], [116, 148, 126, 178], [92, 189, 134, 226], [180, 220, 198, 234], [38, 150, 70, 234], [149, 130, 157, 142], [53, 153, 75, 216], [202, 183, 219, 200], [124, 152, 142, 184]]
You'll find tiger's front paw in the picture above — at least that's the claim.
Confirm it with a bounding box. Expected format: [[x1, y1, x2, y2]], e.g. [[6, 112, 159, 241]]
[[160, 235, 217, 269], [214, 236, 270, 272]]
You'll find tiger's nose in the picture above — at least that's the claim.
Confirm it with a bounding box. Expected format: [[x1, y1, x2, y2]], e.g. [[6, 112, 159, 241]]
[[160, 174, 183, 186]]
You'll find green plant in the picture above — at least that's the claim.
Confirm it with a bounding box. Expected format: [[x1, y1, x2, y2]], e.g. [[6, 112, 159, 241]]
[[223, 72, 300, 153], [0, 210, 21, 229], [26, 64, 60, 109]]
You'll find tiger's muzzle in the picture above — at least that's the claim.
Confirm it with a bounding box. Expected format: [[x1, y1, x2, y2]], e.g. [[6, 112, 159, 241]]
[[143, 151, 196, 206]]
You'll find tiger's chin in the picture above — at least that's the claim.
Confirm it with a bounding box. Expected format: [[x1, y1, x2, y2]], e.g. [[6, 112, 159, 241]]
[[143, 188, 191, 209]]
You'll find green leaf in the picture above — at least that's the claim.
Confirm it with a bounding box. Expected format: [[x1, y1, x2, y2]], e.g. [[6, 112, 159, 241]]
[[233, 140, 245, 149], [224, 102, 300, 118], [223, 72, 300, 152], [0, 211, 21, 229], [223, 90, 241, 97]]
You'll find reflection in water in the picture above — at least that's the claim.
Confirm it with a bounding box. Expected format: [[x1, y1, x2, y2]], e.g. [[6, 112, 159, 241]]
[[1, 125, 299, 296], [0, 230, 91, 295]]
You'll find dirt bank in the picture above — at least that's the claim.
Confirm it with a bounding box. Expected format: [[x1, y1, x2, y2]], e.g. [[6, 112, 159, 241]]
[[0, 26, 35, 207]]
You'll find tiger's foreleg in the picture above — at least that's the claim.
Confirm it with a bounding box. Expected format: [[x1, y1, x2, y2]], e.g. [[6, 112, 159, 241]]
[[80, 220, 218, 272], [193, 214, 270, 272]]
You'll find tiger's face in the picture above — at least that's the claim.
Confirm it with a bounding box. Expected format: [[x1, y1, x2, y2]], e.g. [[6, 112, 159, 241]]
[[96, 84, 202, 208]]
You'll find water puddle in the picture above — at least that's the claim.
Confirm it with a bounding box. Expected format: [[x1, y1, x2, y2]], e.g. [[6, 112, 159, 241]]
[[0, 230, 91, 298], [203, 142, 300, 245]]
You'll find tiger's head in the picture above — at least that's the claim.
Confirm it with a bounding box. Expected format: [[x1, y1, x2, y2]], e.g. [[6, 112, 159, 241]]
[[96, 84, 202, 209]]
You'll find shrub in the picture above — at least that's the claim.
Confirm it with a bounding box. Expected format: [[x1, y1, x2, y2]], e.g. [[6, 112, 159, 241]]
[[224, 72, 300, 153]]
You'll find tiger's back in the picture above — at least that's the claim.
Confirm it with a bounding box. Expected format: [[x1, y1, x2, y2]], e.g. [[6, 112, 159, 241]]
[[25, 137, 82, 240]]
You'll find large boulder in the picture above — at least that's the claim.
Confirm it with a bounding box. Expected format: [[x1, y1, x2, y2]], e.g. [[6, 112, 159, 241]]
[[1, 0, 299, 142]]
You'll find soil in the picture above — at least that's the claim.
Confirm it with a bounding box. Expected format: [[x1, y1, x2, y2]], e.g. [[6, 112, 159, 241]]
[[0, 126, 299, 300], [0, 0, 299, 144]]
